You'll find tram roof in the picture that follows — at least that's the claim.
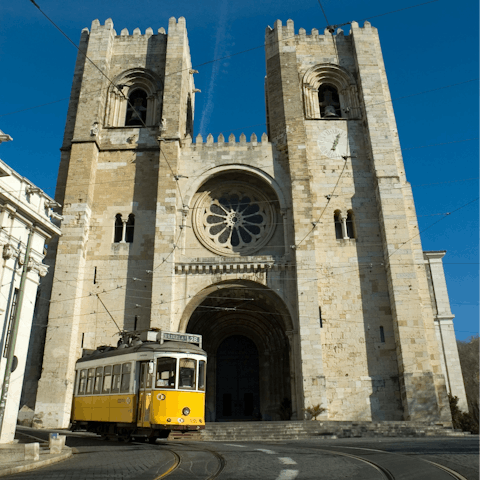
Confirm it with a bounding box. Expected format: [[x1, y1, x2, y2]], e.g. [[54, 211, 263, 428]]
[[76, 341, 206, 364]]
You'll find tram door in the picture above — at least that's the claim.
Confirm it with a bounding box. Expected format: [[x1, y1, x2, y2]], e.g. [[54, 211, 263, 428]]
[[137, 361, 153, 427]]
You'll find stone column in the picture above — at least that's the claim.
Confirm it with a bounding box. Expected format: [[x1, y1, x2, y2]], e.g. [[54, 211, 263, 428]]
[[339, 212, 348, 240], [424, 251, 468, 411]]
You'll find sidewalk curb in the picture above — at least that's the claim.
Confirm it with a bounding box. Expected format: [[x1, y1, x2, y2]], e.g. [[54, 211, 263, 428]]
[[0, 448, 72, 477]]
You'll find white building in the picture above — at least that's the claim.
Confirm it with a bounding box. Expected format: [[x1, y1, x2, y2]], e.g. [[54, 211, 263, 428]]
[[0, 131, 61, 443]]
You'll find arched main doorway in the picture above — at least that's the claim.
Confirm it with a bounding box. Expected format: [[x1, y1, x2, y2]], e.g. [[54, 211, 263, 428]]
[[216, 335, 260, 420], [183, 281, 295, 422]]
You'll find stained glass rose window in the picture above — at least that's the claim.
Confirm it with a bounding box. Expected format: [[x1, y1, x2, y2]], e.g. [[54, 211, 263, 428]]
[[193, 184, 276, 256]]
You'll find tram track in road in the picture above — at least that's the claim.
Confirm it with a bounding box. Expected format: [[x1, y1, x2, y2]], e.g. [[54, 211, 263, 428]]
[[299, 444, 468, 480], [132, 441, 226, 480], [149, 441, 469, 480], [312, 448, 394, 480]]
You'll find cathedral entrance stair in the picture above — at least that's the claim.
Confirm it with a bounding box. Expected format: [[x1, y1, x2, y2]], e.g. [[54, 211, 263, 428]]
[[187, 421, 470, 441]]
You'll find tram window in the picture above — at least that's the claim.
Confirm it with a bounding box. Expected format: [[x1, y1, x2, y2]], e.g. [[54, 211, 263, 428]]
[[111, 364, 122, 393], [179, 358, 196, 389], [102, 365, 112, 393], [78, 369, 87, 395], [86, 368, 95, 395], [120, 363, 131, 393], [94, 367, 103, 394], [198, 360, 206, 391], [156, 357, 176, 388]]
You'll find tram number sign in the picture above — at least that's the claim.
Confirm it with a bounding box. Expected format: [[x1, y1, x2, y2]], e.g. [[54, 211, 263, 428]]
[[161, 331, 202, 346]]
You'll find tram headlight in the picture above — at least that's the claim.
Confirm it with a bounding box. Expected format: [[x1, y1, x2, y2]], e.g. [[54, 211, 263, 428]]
[[182, 407, 190, 416]]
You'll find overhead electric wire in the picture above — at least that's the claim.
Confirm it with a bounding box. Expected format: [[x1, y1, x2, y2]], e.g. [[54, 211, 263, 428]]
[[10, 0, 455, 122], [357, 0, 440, 23], [294, 157, 349, 249], [0, 145, 477, 198], [403, 138, 478, 151], [25, 0, 477, 337], [316, 0, 331, 26], [28, 0, 189, 277], [96, 293, 121, 332], [386, 197, 479, 261]]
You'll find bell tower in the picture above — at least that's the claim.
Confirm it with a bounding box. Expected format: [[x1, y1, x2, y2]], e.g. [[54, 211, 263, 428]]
[[264, 20, 451, 422], [32, 17, 196, 428]]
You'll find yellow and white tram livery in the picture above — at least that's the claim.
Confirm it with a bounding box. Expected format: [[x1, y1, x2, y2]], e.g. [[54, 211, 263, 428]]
[[72, 330, 207, 441]]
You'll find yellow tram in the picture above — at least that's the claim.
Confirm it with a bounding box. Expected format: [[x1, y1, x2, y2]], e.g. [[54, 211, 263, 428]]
[[71, 330, 207, 441]]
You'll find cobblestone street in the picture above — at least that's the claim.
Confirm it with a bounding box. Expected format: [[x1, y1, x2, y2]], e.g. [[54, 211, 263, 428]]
[[4, 429, 478, 480]]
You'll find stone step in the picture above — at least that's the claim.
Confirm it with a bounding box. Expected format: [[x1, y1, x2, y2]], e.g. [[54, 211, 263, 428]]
[[197, 421, 469, 441]]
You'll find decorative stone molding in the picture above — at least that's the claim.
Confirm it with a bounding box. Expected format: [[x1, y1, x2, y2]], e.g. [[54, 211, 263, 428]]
[[90, 122, 100, 137], [301, 64, 360, 120], [27, 259, 49, 277], [104, 68, 163, 127], [3, 244, 18, 260], [175, 262, 293, 275]]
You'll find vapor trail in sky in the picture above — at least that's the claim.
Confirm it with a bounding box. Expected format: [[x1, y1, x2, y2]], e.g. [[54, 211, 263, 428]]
[[198, 2, 228, 136]]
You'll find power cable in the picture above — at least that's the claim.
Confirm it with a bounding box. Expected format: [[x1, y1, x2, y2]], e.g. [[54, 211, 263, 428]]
[[324, 0, 440, 31], [11, 0, 452, 122], [0, 139, 476, 200], [294, 156, 349, 249], [387, 197, 479, 261], [364, 78, 478, 110], [28, 0, 188, 276], [403, 138, 478, 151], [96, 293, 121, 333], [316, 0, 331, 27], [25, 1, 477, 337]]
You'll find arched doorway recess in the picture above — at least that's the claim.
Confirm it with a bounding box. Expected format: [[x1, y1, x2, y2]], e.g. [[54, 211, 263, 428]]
[[184, 281, 294, 422], [216, 335, 260, 420]]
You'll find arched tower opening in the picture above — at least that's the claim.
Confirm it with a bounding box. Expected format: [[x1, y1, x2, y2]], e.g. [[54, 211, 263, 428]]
[[182, 281, 294, 422]]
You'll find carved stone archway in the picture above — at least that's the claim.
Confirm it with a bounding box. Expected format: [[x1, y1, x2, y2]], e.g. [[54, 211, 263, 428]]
[[183, 281, 296, 421]]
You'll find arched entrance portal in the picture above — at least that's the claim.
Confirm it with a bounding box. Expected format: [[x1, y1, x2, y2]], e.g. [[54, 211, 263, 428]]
[[183, 281, 294, 422]]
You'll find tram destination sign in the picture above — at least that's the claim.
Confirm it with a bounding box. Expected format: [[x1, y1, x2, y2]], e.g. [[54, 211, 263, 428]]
[[160, 331, 202, 347]]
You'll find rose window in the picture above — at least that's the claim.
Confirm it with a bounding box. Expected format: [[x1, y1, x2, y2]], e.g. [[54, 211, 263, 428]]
[[193, 183, 276, 256]]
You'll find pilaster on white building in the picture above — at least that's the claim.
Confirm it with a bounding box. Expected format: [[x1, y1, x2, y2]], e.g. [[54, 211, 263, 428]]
[[0, 131, 61, 443]]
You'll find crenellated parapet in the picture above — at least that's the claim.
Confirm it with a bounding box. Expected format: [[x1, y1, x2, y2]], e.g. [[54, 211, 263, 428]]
[[86, 17, 171, 39], [182, 132, 270, 150], [265, 18, 375, 47]]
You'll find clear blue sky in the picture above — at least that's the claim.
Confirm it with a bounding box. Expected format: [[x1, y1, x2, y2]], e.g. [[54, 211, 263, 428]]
[[1, 0, 478, 340]]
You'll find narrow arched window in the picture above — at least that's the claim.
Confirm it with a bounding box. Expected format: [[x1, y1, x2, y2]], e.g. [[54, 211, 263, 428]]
[[334, 211, 343, 239], [125, 89, 148, 126], [125, 214, 135, 243], [114, 214, 123, 243], [318, 84, 341, 118], [346, 211, 355, 239], [186, 94, 193, 137], [380, 326, 385, 343]]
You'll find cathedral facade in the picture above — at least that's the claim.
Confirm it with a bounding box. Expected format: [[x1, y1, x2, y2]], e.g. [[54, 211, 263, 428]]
[[25, 17, 467, 428]]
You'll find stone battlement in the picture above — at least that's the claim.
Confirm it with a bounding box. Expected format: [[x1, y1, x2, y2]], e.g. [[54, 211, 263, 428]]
[[85, 16, 188, 38], [182, 132, 270, 149], [265, 18, 374, 42]]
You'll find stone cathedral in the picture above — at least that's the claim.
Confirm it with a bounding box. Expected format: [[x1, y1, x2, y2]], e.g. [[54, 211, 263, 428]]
[[23, 17, 467, 428]]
